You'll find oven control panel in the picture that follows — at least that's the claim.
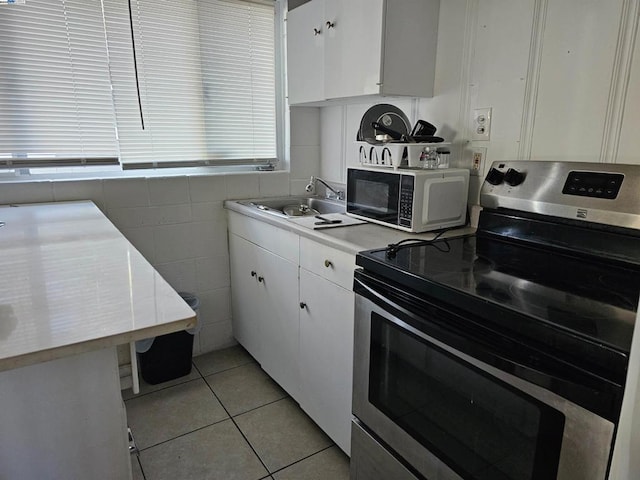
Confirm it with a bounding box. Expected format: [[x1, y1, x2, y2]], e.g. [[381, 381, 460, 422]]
[[562, 171, 624, 199], [479, 161, 640, 230]]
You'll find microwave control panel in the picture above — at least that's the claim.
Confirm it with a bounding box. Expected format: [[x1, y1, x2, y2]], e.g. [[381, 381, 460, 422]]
[[399, 175, 414, 228]]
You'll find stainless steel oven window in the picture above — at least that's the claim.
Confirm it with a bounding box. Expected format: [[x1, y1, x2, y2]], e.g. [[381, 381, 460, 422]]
[[353, 285, 616, 480], [369, 311, 564, 480]]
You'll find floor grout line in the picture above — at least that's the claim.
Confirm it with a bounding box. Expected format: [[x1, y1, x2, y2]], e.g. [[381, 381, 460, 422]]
[[201, 372, 274, 476], [130, 345, 348, 479], [192, 357, 257, 378], [267, 444, 339, 476]]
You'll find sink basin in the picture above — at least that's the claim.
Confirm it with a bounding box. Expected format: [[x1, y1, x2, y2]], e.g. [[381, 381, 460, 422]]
[[241, 197, 345, 218]]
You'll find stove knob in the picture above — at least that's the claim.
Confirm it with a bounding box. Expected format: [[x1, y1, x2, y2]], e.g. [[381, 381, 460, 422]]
[[485, 167, 505, 185], [504, 168, 525, 186]]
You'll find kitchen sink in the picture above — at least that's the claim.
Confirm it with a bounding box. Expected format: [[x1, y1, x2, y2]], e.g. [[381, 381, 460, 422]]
[[240, 196, 346, 218]]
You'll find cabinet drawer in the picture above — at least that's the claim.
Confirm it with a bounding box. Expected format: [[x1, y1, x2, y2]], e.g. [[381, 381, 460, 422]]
[[300, 237, 356, 290], [228, 211, 299, 263]]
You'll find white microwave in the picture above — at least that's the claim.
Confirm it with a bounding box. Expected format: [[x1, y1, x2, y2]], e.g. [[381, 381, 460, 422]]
[[346, 167, 469, 233]]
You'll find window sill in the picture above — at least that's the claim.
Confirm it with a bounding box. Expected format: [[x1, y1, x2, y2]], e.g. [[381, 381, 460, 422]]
[[0, 165, 284, 184]]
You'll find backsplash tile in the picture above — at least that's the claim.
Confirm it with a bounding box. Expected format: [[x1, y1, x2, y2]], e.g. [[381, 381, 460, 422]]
[[290, 179, 313, 196], [191, 201, 225, 223], [148, 176, 190, 206], [225, 173, 260, 200], [0, 181, 54, 205], [188, 175, 227, 203], [108, 205, 192, 229], [119, 226, 156, 264], [290, 146, 320, 181], [52, 180, 105, 210], [259, 171, 290, 197], [103, 178, 150, 208]]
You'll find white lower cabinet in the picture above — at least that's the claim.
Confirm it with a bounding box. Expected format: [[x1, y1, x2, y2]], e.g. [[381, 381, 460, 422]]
[[229, 233, 300, 399], [299, 268, 354, 455], [228, 213, 355, 455], [229, 233, 263, 360]]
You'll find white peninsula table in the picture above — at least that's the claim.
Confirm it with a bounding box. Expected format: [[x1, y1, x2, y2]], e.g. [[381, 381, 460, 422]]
[[0, 201, 195, 479]]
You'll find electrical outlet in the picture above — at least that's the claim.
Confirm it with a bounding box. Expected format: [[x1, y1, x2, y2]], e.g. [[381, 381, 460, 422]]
[[471, 107, 492, 141], [470, 147, 486, 176]]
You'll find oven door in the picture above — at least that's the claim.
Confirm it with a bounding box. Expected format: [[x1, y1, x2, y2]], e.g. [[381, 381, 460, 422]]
[[353, 273, 616, 480], [346, 168, 402, 225]]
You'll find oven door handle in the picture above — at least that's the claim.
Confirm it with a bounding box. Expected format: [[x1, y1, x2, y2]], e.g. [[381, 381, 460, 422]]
[[354, 274, 623, 422], [355, 273, 579, 375]]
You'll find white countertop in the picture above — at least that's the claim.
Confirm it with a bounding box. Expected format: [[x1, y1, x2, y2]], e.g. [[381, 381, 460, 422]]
[[224, 196, 476, 255], [0, 201, 196, 372]]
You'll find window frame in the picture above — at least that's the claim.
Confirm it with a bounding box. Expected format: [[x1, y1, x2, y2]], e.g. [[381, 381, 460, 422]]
[[0, 0, 287, 180]]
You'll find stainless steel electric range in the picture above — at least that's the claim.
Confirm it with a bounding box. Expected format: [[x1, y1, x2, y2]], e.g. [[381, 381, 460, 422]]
[[351, 161, 640, 480]]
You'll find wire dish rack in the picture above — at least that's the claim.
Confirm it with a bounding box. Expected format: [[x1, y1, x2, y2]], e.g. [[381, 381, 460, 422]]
[[357, 141, 451, 170]]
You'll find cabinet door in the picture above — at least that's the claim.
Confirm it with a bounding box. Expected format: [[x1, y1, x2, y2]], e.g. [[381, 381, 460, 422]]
[[229, 234, 262, 361], [323, 0, 384, 99], [287, 0, 325, 104], [299, 268, 355, 455], [257, 247, 300, 400]]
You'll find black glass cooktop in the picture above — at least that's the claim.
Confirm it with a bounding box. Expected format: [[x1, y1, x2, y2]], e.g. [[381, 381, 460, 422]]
[[357, 234, 640, 356]]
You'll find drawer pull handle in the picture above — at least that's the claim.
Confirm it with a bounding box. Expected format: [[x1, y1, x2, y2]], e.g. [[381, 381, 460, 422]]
[[326, 21, 335, 29], [313, 27, 321, 36], [258, 276, 264, 283], [324, 259, 333, 268], [300, 302, 307, 310], [251, 270, 257, 277]]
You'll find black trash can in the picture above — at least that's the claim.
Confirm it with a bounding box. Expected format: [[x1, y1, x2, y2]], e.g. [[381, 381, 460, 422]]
[[137, 292, 200, 385]]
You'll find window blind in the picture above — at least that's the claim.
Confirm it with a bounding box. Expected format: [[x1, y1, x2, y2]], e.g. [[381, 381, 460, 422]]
[[105, 0, 277, 168], [0, 0, 119, 167], [198, 0, 277, 162], [1, 0, 278, 170]]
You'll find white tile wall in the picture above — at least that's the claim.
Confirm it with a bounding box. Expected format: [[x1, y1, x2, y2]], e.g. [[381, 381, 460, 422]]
[[188, 175, 227, 203], [148, 176, 190, 205], [0, 170, 296, 355], [290, 107, 321, 146], [225, 173, 260, 200], [290, 146, 320, 180], [52, 180, 106, 210], [103, 178, 150, 208], [0, 181, 55, 205], [259, 171, 291, 197]]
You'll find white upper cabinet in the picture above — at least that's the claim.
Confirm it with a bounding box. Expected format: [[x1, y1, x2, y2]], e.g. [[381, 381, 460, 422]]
[[287, 0, 326, 104], [287, 0, 440, 105]]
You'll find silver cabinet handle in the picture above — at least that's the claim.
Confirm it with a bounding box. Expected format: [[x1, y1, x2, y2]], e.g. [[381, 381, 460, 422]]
[[324, 259, 333, 268]]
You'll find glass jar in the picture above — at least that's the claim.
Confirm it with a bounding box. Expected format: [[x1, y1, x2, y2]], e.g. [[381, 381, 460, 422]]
[[420, 147, 439, 169], [436, 148, 450, 169]]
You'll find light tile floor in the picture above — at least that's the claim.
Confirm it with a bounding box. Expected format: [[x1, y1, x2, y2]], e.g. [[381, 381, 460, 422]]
[[123, 345, 350, 480]]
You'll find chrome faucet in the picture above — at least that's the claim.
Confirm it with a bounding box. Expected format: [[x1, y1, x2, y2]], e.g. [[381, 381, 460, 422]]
[[305, 176, 345, 200]]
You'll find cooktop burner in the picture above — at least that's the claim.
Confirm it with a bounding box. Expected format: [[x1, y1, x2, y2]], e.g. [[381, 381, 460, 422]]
[[359, 234, 640, 354]]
